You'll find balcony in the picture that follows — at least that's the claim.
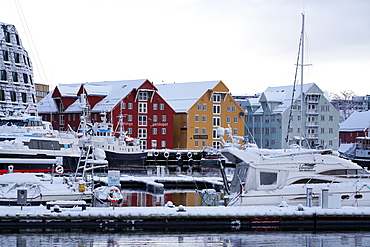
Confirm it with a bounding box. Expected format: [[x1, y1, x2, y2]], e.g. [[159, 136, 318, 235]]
[[305, 121, 318, 127], [306, 110, 318, 115], [306, 134, 319, 139]]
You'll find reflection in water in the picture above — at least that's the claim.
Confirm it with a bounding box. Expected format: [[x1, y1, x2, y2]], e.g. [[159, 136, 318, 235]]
[[1, 231, 370, 247]]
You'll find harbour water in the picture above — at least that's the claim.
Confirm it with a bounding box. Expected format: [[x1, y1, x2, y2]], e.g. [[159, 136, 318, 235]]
[[1, 231, 369, 246]]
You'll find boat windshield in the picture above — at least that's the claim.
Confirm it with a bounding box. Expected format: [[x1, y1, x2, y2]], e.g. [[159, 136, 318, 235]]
[[0, 120, 43, 127]]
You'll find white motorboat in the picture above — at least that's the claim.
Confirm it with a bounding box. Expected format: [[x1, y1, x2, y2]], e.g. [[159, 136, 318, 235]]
[[0, 110, 81, 174], [0, 172, 92, 206], [222, 146, 370, 207]]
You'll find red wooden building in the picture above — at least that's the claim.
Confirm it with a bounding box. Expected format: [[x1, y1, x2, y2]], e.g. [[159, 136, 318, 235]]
[[37, 79, 175, 149]]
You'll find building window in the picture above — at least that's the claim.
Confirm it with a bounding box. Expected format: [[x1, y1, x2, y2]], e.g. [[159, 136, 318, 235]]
[[0, 90, 5, 101], [161, 140, 166, 148], [212, 141, 221, 149], [195, 115, 199, 122], [231, 105, 236, 112], [321, 128, 325, 134], [329, 140, 333, 146], [197, 104, 202, 111], [10, 91, 16, 102], [212, 129, 219, 139], [212, 94, 221, 103], [23, 73, 28, 84], [153, 103, 158, 110], [202, 140, 206, 147], [152, 128, 157, 135], [195, 127, 199, 134], [233, 128, 238, 135], [128, 103, 133, 109], [321, 115, 325, 121], [162, 115, 166, 122], [14, 53, 20, 63], [128, 128, 132, 134], [202, 115, 206, 122], [21, 93, 27, 103], [138, 92, 148, 101], [227, 105, 231, 112], [128, 115, 133, 121], [12, 72, 18, 82], [213, 104, 221, 115], [329, 128, 333, 134], [153, 115, 158, 122], [2, 50, 9, 61], [202, 127, 206, 135], [202, 104, 207, 111], [138, 102, 147, 113], [15, 34, 20, 45], [233, 116, 238, 123], [138, 115, 147, 126], [138, 128, 147, 138], [226, 116, 231, 123], [162, 128, 166, 135], [213, 117, 220, 127], [329, 116, 333, 121], [121, 102, 126, 109], [160, 103, 164, 110], [0, 70, 6, 81], [195, 140, 199, 147], [60, 115, 65, 125], [5, 31, 10, 43]]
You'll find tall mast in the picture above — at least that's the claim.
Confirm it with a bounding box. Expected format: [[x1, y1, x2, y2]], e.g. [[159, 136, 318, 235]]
[[300, 13, 305, 148]]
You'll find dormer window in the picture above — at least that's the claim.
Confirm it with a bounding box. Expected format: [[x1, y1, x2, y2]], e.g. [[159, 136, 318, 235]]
[[212, 94, 221, 103], [138, 92, 148, 101]]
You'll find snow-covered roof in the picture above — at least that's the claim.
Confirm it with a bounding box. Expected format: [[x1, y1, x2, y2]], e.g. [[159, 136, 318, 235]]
[[56, 84, 81, 97], [90, 79, 147, 112], [257, 83, 315, 114], [38, 79, 149, 114], [155, 81, 221, 113], [339, 111, 370, 132], [37, 89, 58, 114]]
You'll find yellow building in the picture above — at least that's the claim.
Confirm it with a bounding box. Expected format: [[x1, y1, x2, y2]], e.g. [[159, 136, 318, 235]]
[[156, 80, 245, 150]]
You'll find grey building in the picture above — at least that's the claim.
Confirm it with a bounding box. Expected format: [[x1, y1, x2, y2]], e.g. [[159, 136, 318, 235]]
[[0, 22, 37, 115], [240, 83, 340, 150]]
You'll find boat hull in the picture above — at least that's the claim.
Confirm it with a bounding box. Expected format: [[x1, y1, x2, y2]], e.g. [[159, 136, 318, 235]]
[[0, 154, 79, 174]]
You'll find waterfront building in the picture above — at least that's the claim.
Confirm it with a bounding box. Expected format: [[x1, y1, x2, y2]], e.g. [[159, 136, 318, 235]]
[[0, 22, 37, 115], [242, 83, 340, 149], [339, 111, 370, 143], [37, 79, 175, 149], [155, 80, 245, 150]]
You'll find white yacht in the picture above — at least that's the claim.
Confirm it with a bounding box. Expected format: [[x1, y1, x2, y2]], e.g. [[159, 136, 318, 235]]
[[222, 147, 370, 207], [0, 111, 80, 174]]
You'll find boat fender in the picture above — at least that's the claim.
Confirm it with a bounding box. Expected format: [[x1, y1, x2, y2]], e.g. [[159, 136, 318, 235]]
[[187, 151, 192, 159], [55, 165, 64, 175], [164, 151, 169, 159], [154, 151, 159, 157], [176, 152, 181, 160]]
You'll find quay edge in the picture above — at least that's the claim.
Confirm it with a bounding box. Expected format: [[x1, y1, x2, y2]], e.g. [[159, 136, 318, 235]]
[[2, 205, 370, 232]]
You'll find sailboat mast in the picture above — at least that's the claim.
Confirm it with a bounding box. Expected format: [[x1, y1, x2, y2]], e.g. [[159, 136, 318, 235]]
[[300, 13, 305, 148]]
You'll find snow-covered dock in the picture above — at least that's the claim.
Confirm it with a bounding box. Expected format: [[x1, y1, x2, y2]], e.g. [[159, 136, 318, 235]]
[[2, 205, 370, 232]]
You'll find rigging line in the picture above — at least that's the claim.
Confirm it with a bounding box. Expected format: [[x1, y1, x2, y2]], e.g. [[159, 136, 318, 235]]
[[14, 0, 49, 85], [242, 114, 256, 146], [285, 32, 303, 150]]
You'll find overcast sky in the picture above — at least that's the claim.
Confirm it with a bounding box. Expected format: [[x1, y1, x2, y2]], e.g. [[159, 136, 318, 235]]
[[2, 0, 369, 96]]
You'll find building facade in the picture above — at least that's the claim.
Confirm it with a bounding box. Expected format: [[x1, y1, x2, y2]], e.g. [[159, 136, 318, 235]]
[[242, 83, 340, 150], [37, 79, 175, 150], [0, 22, 37, 115], [156, 81, 245, 150], [339, 111, 370, 143]]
